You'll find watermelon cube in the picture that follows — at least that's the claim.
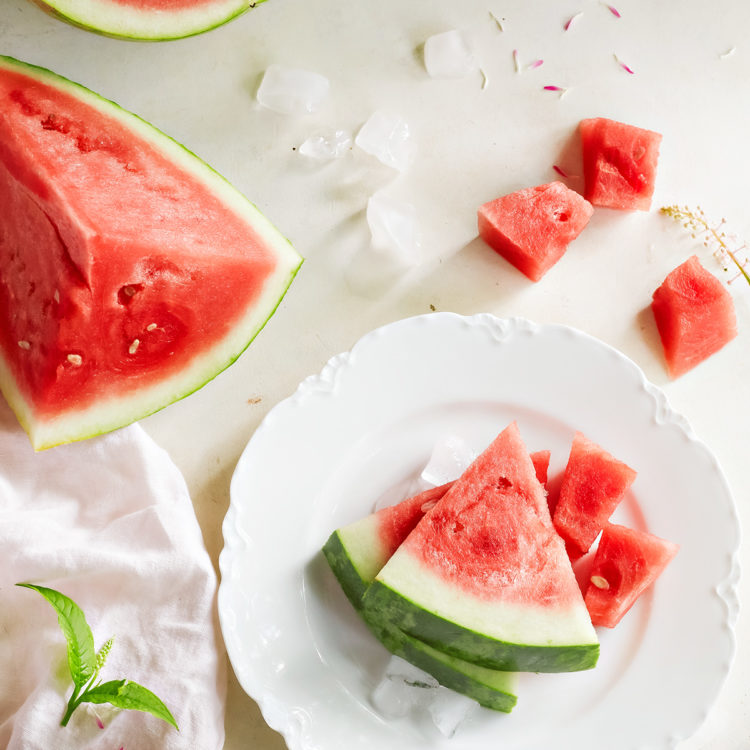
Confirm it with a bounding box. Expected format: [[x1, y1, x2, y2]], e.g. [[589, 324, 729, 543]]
[[651, 255, 737, 378], [580, 117, 662, 210], [552, 432, 636, 558], [477, 182, 593, 281], [584, 523, 679, 628]]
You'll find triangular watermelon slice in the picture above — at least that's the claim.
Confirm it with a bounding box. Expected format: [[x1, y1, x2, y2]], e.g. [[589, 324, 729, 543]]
[[30, 0, 256, 41], [323, 481, 518, 712], [363, 423, 599, 673], [0, 56, 302, 449]]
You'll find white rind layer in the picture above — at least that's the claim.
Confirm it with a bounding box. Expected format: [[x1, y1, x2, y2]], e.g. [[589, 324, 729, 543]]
[[0, 55, 302, 449], [33, 0, 252, 40], [378, 548, 598, 648], [338, 515, 387, 584]]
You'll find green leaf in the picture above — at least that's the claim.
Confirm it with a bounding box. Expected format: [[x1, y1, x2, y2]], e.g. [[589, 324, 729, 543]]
[[81, 679, 178, 730], [16, 583, 96, 689]]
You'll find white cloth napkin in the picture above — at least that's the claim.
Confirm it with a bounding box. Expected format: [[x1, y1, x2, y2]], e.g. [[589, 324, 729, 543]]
[[0, 399, 226, 749]]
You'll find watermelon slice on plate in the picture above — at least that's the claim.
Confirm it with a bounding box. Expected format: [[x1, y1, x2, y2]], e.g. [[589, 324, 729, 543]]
[[580, 117, 662, 211], [30, 0, 257, 41], [552, 432, 636, 559], [477, 181, 593, 281], [323, 481, 518, 712], [584, 523, 679, 628], [0, 56, 302, 449], [363, 422, 599, 673], [651, 255, 737, 378]]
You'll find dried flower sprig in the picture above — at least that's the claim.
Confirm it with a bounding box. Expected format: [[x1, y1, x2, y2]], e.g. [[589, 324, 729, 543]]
[[661, 205, 750, 287]]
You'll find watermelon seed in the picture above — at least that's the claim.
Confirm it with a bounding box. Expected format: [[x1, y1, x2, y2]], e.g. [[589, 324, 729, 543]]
[[67, 354, 82, 366], [128, 339, 140, 355], [53, 289, 60, 303], [118, 284, 143, 305], [146, 323, 157, 331], [17, 340, 30, 350], [590, 575, 610, 590]]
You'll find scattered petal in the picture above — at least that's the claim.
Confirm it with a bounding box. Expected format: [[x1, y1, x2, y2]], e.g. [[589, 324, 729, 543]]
[[526, 58, 544, 70], [614, 54, 635, 74], [489, 11, 505, 31], [553, 164, 570, 178], [602, 2, 621, 18], [512, 48, 521, 73], [564, 11, 583, 31], [480, 68, 489, 89], [720, 46, 737, 59]]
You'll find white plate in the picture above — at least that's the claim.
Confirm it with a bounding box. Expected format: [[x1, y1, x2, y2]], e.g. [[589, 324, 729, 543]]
[[218, 313, 739, 750]]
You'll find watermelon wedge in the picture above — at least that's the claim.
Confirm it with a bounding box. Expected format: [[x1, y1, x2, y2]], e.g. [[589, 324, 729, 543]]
[[363, 423, 599, 673], [0, 56, 302, 450], [584, 523, 679, 628], [323, 481, 517, 712], [580, 117, 662, 211], [477, 182, 593, 281], [30, 0, 258, 41], [651, 255, 737, 377], [552, 432, 636, 559]]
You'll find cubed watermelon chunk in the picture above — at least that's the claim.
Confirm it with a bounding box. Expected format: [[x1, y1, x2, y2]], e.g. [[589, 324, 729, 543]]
[[477, 182, 593, 281], [651, 255, 737, 378], [552, 432, 636, 558], [580, 117, 662, 211], [584, 523, 679, 628]]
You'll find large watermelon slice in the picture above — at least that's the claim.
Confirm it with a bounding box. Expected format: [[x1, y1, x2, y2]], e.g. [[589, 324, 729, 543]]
[[580, 117, 662, 211], [363, 423, 599, 673], [30, 0, 258, 41], [552, 432, 637, 559], [323, 481, 518, 712], [477, 182, 593, 282], [651, 255, 737, 378], [584, 523, 679, 628], [0, 56, 302, 450]]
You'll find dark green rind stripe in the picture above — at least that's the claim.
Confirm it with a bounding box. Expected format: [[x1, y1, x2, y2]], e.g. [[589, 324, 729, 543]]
[[30, 0, 264, 42], [321, 543, 519, 712], [363, 580, 599, 673], [365, 615, 517, 712], [321, 530, 369, 610]]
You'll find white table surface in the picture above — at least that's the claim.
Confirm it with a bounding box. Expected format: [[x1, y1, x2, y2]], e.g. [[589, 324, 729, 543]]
[[1, 1, 748, 748]]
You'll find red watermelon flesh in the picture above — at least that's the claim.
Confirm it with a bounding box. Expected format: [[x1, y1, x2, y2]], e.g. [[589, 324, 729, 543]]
[[651, 255, 737, 378], [584, 523, 678, 628], [477, 182, 593, 282], [0, 56, 301, 449], [580, 117, 662, 211], [530, 449, 551, 488], [552, 432, 637, 558]]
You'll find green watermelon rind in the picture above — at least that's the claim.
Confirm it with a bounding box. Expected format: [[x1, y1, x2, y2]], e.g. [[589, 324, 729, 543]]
[[363, 579, 600, 673], [322, 531, 518, 712], [0, 54, 303, 450], [30, 0, 263, 42]]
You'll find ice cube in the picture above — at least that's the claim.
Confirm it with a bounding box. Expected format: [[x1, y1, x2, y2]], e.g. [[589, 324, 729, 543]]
[[257, 64, 329, 115], [366, 192, 421, 265], [427, 686, 479, 738], [371, 656, 438, 717], [421, 435, 476, 487], [355, 111, 413, 171], [424, 30, 478, 78], [298, 129, 353, 159], [384, 655, 440, 688]]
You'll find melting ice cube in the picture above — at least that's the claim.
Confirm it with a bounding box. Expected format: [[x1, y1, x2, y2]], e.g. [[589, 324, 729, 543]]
[[427, 686, 479, 737], [371, 656, 438, 717], [366, 192, 421, 265], [355, 111, 413, 171], [298, 129, 353, 159], [423, 30, 478, 78], [421, 435, 476, 487], [257, 64, 330, 115]]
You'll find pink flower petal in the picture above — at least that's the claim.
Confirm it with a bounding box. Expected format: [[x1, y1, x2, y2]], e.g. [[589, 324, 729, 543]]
[[96, 717, 104, 730], [553, 165, 570, 178], [602, 2, 621, 17], [543, 85, 565, 91], [527, 59, 544, 70], [564, 11, 583, 31], [614, 54, 635, 74], [512, 49, 521, 73]]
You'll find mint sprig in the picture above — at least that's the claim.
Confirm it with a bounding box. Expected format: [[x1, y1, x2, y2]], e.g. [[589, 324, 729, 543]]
[[16, 583, 178, 730]]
